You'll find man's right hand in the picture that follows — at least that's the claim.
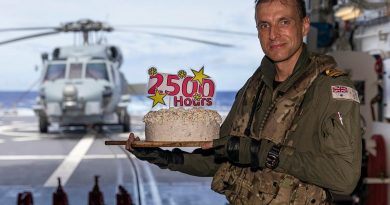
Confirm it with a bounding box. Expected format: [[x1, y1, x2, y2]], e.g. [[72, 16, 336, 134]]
[[125, 133, 185, 168], [125, 132, 140, 151]]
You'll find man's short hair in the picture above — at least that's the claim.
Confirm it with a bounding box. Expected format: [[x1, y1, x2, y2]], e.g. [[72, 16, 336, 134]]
[[255, 0, 307, 19]]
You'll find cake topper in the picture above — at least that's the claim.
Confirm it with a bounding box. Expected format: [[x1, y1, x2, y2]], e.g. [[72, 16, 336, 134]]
[[147, 66, 216, 108]]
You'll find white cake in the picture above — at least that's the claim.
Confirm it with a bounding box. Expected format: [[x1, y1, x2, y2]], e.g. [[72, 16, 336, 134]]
[[144, 108, 222, 141]]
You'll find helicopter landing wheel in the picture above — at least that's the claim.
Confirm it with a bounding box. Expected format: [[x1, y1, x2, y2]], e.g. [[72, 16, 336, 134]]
[[39, 115, 49, 133], [122, 112, 131, 132]]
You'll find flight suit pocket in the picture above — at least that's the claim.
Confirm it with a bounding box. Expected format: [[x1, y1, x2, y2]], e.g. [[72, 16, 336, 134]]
[[252, 172, 279, 204], [321, 113, 353, 163], [212, 165, 254, 204], [212, 164, 239, 193], [290, 184, 327, 205]]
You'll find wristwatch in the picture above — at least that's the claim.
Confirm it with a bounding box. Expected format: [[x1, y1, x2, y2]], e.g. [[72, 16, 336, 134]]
[[265, 145, 281, 169]]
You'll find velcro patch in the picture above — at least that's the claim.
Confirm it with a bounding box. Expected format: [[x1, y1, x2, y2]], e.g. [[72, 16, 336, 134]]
[[331, 85, 360, 103]]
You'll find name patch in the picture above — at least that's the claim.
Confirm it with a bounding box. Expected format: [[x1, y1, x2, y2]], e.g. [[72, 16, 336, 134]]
[[331, 85, 360, 103]]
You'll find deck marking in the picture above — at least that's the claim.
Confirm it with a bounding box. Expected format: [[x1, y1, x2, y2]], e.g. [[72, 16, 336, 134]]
[[0, 154, 130, 160], [12, 136, 41, 141], [43, 134, 95, 187], [0, 155, 66, 160], [142, 162, 162, 205]]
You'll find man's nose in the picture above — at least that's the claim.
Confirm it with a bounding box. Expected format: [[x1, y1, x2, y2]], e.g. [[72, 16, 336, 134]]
[[269, 25, 280, 40]]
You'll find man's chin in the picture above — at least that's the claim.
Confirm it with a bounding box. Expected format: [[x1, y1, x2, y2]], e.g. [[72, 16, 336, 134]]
[[266, 54, 288, 63]]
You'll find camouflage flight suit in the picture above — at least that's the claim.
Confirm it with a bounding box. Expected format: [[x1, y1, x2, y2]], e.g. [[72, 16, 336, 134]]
[[167, 46, 362, 204]]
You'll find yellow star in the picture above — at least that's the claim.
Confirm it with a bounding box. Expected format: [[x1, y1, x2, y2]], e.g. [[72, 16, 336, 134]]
[[148, 90, 167, 107], [191, 66, 209, 85]]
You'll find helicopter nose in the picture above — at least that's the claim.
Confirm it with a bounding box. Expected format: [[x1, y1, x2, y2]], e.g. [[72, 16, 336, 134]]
[[63, 84, 78, 101]]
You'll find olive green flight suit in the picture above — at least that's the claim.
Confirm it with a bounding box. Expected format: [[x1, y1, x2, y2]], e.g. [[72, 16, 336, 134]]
[[167, 46, 362, 204]]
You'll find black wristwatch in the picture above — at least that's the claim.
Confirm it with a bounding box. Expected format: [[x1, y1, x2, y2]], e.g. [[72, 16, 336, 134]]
[[265, 145, 281, 169]]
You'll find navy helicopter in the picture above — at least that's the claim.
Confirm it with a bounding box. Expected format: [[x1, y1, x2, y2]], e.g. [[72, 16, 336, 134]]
[[0, 19, 250, 133]]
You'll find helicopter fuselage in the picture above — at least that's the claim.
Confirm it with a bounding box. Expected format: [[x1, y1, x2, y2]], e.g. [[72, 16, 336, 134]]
[[33, 45, 130, 131]]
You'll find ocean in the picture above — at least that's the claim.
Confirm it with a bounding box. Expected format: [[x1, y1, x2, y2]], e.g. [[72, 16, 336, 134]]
[[0, 91, 237, 116]]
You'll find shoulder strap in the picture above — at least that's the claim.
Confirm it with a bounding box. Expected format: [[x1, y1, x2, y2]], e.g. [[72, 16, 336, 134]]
[[324, 68, 347, 77]]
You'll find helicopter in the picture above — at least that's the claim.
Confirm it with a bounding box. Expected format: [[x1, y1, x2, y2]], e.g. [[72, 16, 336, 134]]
[[1, 20, 136, 133], [0, 19, 252, 133]]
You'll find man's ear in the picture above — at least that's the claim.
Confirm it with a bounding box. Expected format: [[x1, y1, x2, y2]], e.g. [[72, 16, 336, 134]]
[[302, 16, 310, 37]]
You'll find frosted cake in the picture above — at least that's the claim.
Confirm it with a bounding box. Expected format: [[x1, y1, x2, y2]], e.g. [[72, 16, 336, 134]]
[[144, 108, 222, 141]]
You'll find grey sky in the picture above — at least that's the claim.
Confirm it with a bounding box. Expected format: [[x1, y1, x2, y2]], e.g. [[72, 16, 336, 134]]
[[0, 0, 263, 91]]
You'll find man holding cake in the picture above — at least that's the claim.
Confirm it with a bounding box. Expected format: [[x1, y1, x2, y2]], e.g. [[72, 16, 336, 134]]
[[126, 0, 362, 204]]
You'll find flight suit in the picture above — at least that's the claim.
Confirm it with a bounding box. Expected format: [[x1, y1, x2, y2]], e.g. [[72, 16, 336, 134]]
[[165, 46, 362, 204]]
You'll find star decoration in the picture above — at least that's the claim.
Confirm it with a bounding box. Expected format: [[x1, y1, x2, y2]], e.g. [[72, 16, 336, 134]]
[[178, 70, 187, 79], [148, 67, 158, 76], [193, 93, 202, 101], [148, 90, 167, 107], [191, 66, 209, 85]]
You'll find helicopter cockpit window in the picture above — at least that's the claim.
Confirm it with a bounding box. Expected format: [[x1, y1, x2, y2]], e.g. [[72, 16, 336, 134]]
[[69, 63, 83, 79], [44, 64, 66, 81], [86, 63, 109, 81]]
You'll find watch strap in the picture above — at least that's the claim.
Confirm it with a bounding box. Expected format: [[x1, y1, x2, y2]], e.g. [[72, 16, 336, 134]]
[[265, 145, 281, 169]]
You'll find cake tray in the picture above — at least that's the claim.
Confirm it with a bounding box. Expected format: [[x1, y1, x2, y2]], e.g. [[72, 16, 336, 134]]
[[105, 140, 211, 147]]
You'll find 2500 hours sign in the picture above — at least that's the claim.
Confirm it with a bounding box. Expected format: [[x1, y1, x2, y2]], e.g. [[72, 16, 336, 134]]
[[147, 66, 215, 108]]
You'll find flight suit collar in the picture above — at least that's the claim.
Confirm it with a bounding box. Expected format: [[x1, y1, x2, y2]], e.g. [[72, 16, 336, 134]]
[[260, 44, 310, 93], [258, 56, 276, 89]]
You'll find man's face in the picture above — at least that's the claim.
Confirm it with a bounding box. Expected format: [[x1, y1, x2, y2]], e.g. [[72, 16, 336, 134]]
[[255, 0, 309, 63]]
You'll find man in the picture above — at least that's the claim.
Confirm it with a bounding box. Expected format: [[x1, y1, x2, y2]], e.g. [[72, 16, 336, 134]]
[[126, 0, 362, 204]]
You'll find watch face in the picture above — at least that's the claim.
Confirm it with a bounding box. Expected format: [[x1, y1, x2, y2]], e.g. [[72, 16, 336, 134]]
[[270, 158, 279, 168], [266, 155, 279, 169]]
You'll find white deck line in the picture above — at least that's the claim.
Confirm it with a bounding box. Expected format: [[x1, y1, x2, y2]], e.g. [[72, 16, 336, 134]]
[[12, 136, 41, 141], [142, 162, 162, 205], [0, 155, 66, 160], [43, 134, 95, 187], [0, 154, 131, 160]]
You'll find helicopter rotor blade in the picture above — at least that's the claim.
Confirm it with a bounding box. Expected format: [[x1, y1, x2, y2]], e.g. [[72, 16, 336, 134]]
[[117, 29, 234, 47], [0, 20, 248, 47], [0, 31, 61, 45], [0, 27, 59, 32], [116, 24, 256, 36]]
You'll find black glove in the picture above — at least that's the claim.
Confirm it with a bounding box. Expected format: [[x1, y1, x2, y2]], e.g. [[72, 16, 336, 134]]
[[212, 136, 277, 168], [131, 147, 185, 168]]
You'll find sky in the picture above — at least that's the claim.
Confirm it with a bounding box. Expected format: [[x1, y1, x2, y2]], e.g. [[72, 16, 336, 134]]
[[0, 0, 263, 91]]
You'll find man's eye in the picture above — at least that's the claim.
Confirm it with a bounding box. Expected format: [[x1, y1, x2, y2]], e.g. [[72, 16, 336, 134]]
[[280, 20, 290, 25], [258, 24, 269, 29]]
